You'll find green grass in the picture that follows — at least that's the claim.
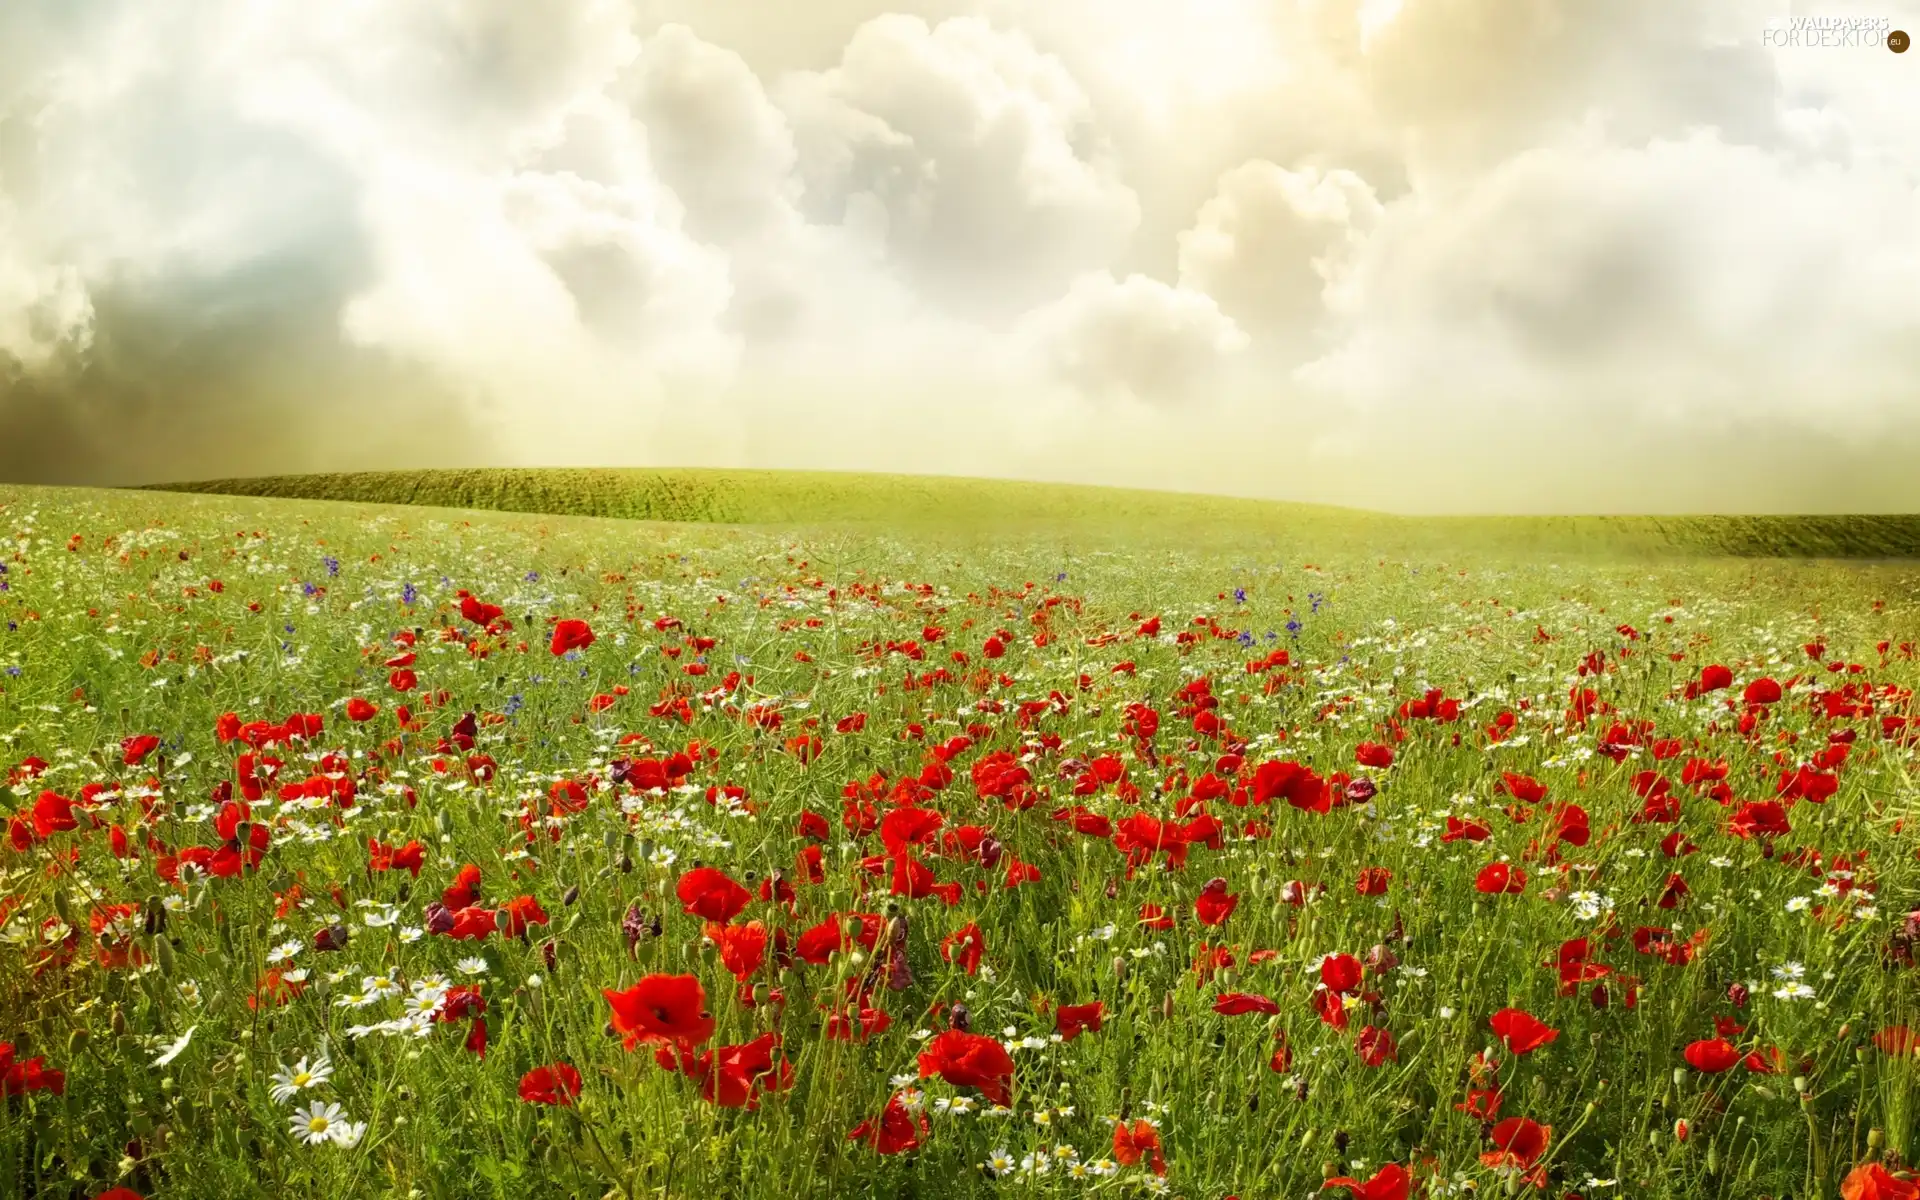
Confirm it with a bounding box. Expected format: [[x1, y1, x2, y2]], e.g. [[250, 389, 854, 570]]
[[3, 481, 1920, 1200], [143, 467, 1920, 559]]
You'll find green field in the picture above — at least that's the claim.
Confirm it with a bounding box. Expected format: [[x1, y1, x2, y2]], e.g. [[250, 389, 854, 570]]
[[145, 467, 1920, 560], [3, 476, 1920, 1200]]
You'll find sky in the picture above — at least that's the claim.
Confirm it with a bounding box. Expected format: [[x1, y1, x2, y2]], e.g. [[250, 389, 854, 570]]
[[2, 0, 1919, 514]]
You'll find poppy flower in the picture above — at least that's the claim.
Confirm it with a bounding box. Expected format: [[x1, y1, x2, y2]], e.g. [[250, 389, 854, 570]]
[[1112, 1119, 1167, 1176], [1683, 1037, 1741, 1073], [1055, 1002, 1104, 1041], [941, 923, 985, 975], [500, 895, 550, 939], [518, 1063, 582, 1106], [1489, 1008, 1559, 1056], [671, 1032, 794, 1108], [1213, 992, 1280, 1016], [1355, 1025, 1398, 1066], [120, 734, 160, 765], [1481, 1117, 1550, 1172], [676, 867, 752, 923], [710, 920, 767, 981], [917, 1029, 1016, 1105], [1475, 862, 1526, 894], [549, 619, 596, 656], [1194, 877, 1240, 925], [1355, 742, 1394, 768], [1321, 1162, 1410, 1200], [604, 973, 716, 1049], [849, 1092, 929, 1155], [345, 698, 378, 722], [1443, 814, 1489, 840], [1840, 1162, 1920, 1200], [1355, 867, 1391, 896], [1320, 953, 1363, 995]]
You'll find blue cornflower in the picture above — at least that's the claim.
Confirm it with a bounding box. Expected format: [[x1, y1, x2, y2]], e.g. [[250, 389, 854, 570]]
[[402, 582, 418, 606], [525, 571, 540, 582], [1234, 588, 1247, 604], [504, 695, 524, 715], [4, 665, 20, 677], [323, 556, 340, 578]]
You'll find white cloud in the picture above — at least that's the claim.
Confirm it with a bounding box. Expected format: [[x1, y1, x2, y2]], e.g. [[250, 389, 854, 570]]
[[1014, 271, 1248, 408], [3, 0, 1920, 510]]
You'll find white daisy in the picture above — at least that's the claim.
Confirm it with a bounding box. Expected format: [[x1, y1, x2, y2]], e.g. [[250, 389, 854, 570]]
[[270, 1055, 333, 1103]]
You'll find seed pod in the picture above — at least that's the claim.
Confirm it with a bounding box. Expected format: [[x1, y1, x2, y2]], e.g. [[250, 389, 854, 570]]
[[154, 936, 176, 977], [1161, 991, 1175, 1022], [1871, 1128, 1887, 1153], [52, 890, 73, 927]]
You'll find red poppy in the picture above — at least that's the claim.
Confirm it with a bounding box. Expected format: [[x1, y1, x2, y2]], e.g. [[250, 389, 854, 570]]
[[1442, 815, 1491, 843], [1683, 1037, 1740, 1073], [665, 1032, 794, 1108], [368, 838, 425, 877], [1355, 1025, 1398, 1066], [1489, 1008, 1559, 1056], [1194, 877, 1240, 925], [518, 1063, 582, 1106], [120, 734, 160, 765], [1321, 1162, 1410, 1200], [1355, 867, 1391, 896], [942, 923, 986, 975], [1320, 953, 1363, 995], [1841, 1162, 1920, 1200], [443, 863, 483, 909], [1475, 862, 1527, 894], [499, 895, 550, 939], [1056, 1002, 1104, 1041], [676, 867, 752, 923], [1481, 1117, 1551, 1171], [1213, 992, 1280, 1016], [345, 698, 379, 722], [917, 1029, 1016, 1105], [0, 1043, 65, 1095], [1355, 742, 1394, 768], [603, 973, 715, 1049], [849, 1092, 929, 1155], [549, 619, 596, 656], [711, 920, 768, 981], [1112, 1119, 1167, 1176]]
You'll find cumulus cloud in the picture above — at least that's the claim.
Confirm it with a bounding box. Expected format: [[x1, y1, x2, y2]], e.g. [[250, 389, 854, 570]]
[[2, 0, 1919, 511], [1014, 272, 1247, 408], [1177, 161, 1382, 358], [777, 15, 1141, 320]]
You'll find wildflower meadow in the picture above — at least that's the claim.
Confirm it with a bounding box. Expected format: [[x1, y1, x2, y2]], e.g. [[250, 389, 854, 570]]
[[3, 481, 1919, 1200]]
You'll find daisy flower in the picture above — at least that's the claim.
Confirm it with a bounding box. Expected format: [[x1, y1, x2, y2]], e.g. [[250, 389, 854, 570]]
[[270, 1055, 333, 1103]]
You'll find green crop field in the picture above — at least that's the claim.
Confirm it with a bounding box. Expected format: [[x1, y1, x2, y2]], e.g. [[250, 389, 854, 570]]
[[144, 467, 1920, 560], [4, 477, 1920, 1200]]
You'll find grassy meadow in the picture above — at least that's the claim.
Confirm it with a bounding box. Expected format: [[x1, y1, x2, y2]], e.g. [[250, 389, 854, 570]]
[[3, 473, 1920, 1199]]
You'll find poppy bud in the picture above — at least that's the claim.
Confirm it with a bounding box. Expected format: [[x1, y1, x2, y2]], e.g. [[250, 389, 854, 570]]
[[563, 885, 580, 907], [1113, 957, 1127, 982], [541, 939, 558, 972], [1726, 981, 1749, 1008], [1332, 1130, 1349, 1154], [949, 1002, 970, 1032], [154, 935, 176, 977], [1870, 1128, 1886, 1152], [52, 890, 73, 926], [1792, 1075, 1809, 1094], [603, 829, 621, 853], [616, 854, 632, 874], [1161, 991, 1175, 1021], [1674, 1118, 1690, 1143]]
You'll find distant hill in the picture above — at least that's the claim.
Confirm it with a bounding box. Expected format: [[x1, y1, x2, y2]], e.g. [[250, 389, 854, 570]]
[[142, 468, 1920, 559]]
